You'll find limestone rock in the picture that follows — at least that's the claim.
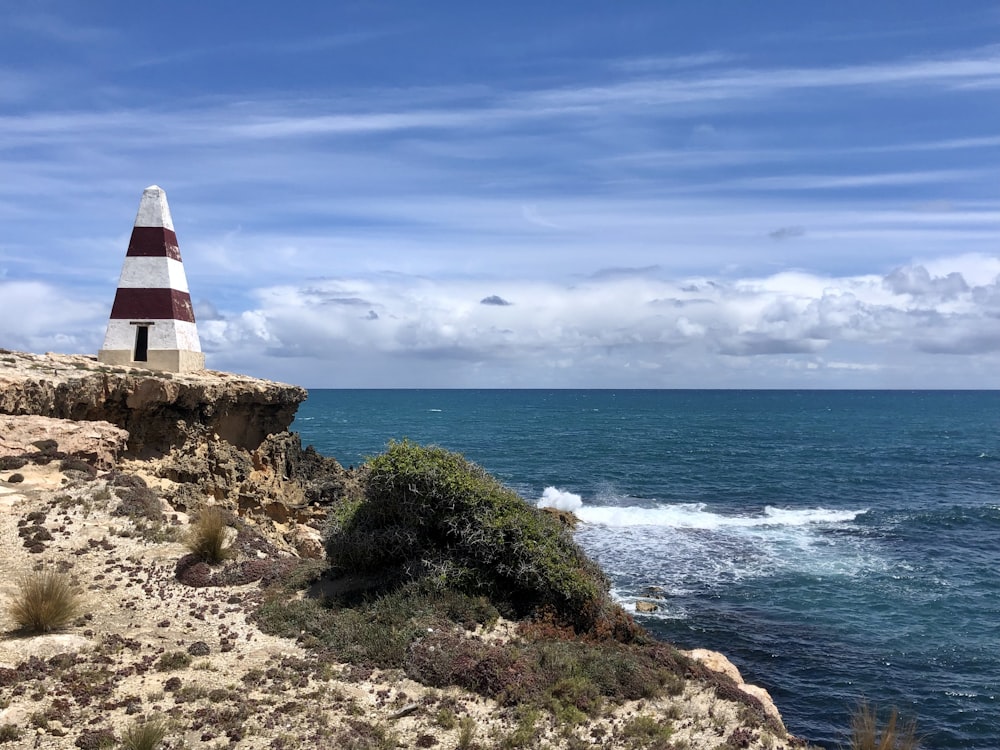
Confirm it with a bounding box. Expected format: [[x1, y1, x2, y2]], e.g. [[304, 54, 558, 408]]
[[0, 350, 305, 453], [635, 600, 659, 613], [291, 524, 324, 559], [683, 648, 786, 731], [0, 414, 128, 469]]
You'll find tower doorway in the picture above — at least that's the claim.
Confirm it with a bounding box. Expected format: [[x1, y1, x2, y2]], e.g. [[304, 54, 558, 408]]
[[133, 325, 149, 362]]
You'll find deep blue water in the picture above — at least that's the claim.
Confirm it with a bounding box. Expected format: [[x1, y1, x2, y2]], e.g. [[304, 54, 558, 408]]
[[293, 390, 1000, 749]]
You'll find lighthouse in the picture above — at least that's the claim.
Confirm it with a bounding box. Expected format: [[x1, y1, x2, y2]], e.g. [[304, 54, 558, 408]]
[[98, 185, 205, 372]]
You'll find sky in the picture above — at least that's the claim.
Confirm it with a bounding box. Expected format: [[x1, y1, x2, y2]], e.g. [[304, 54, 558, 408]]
[[1, 2, 999, 388]]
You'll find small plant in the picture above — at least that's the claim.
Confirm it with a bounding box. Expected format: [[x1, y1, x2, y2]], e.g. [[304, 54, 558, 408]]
[[620, 715, 673, 749], [185, 506, 231, 564], [456, 716, 477, 750], [335, 719, 397, 750], [0, 725, 22, 744], [114, 486, 163, 522], [0, 456, 27, 470], [74, 728, 116, 749], [434, 708, 457, 729], [7, 570, 82, 633], [850, 703, 920, 750], [500, 706, 540, 748], [156, 651, 192, 671], [60, 457, 97, 477], [121, 717, 168, 750]]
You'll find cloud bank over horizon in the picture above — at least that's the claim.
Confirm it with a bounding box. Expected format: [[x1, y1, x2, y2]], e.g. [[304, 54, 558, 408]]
[[5, 254, 1000, 388]]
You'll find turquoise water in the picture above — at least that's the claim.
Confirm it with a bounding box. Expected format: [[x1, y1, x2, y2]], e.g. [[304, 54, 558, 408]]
[[293, 390, 1000, 749]]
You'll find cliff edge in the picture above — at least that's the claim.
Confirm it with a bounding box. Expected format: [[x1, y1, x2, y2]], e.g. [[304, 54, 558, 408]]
[[0, 350, 305, 453]]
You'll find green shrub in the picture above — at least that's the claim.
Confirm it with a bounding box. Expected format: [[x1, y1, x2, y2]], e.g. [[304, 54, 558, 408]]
[[325, 440, 630, 635], [255, 580, 498, 669], [121, 717, 168, 750], [113, 486, 163, 522], [185, 506, 231, 564], [334, 719, 396, 750], [156, 651, 192, 671], [405, 627, 687, 710], [850, 703, 920, 750], [620, 715, 673, 748], [434, 708, 457, 729], [7, 570, 82, 634]]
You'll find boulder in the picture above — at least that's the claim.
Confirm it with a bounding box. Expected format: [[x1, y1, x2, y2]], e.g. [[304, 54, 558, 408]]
[[0, 415, 129, 469], [683, 648, 786, 731]]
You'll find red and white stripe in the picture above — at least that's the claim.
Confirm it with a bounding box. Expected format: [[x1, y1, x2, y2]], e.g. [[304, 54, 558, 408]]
[[99, 185, 203, 368]]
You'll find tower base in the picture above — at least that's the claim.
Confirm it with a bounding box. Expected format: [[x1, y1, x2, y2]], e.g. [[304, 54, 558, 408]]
[[98, 349, 205, 373]]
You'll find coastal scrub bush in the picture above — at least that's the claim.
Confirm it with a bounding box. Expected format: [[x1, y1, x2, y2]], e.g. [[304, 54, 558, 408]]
[[325, 440, 633, 636], [59, 457, 97, 477], [405, 627, 686, 709], [0, 725, 22, 744], [619, 715, 673, 748], [255, 578, 498, 668], [7, 570, 82, 634], [0, 456, 27, 471], [31, 439, 58, 454], [74, 727, 116, 749], [156, 651, 192, 671], [113, 486, 163, 522], [850, 703, 920, 750], [185, 506, 231, 564]]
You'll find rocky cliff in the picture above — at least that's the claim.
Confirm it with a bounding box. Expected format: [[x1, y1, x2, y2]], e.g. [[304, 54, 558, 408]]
[[0, 350, 305, 453], [0, 349, 357, 558]]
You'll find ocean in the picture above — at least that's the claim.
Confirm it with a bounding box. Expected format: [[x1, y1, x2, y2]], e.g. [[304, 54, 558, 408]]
[[293, 389, 1000, 749]]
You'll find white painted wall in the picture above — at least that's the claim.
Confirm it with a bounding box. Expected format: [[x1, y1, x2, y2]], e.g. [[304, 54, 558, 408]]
[[116, 257, 190, 291], [101, 319, 202, 353], [133, 185, 175, 230]]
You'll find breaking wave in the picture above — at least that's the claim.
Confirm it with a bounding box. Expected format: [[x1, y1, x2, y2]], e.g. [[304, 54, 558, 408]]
[[536, 486, 866, 529]]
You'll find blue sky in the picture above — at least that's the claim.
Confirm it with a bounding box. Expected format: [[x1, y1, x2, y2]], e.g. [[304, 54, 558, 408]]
[[2, 2, 999, 387]]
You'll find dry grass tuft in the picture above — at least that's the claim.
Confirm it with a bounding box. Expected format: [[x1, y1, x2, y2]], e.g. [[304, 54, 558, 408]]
[[121, 717, 168, 750], [7, 570, 82, 634], [185, 506, 231, 564], [851, 703, 921, 750]]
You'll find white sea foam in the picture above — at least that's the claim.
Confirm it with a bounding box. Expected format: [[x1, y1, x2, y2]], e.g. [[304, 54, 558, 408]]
[[576, 502, 865, 529], [536, 486, 583, 512]]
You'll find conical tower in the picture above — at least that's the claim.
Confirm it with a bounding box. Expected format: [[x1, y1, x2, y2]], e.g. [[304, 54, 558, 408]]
[[98, 185, 205, 372]]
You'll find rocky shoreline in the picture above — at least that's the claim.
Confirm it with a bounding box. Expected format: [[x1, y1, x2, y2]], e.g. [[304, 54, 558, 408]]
[[0, 350, 813, 749]]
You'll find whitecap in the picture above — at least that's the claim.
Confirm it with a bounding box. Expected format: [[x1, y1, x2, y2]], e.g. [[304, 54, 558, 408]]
[[536, 486, 582, 512], [576, 502, 866, 529]]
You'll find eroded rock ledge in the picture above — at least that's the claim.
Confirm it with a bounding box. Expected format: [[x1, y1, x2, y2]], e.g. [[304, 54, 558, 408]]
[[0, 350, 305, 452]]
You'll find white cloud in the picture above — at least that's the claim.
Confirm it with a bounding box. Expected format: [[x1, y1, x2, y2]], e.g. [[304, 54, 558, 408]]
[[170, 255, 1000, 386], [0, 281, 105, 353]]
